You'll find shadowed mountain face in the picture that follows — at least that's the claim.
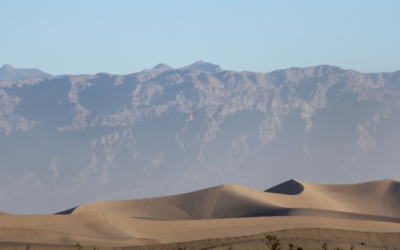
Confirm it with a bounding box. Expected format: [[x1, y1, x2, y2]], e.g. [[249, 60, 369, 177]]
[[0, 64, 52, 81], [0, 61, 400, 214]]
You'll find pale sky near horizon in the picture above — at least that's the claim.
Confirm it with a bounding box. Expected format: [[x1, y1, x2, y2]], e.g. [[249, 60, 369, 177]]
[[1, 1, 399, 75]]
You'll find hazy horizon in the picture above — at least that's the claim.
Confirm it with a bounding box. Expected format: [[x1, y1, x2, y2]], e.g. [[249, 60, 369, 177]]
[[1, 1, 400, 75], [4, 61, 400, 78]]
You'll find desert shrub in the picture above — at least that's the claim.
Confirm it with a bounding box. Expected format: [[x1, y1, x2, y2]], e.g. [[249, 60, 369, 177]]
[[265, 234, 281, 250], [322, 243, 328, 250], [176, 243, 186, 250]]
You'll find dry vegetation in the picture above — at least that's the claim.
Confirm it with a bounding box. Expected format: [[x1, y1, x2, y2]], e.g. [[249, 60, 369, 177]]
[[1, 229, 400, 250]]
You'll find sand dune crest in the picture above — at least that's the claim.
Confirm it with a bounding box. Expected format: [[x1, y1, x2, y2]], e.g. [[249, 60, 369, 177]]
[[0, 179, 399, 248]]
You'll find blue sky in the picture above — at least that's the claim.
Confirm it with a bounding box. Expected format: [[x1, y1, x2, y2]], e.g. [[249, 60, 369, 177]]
[[1, 1, 399, 75]]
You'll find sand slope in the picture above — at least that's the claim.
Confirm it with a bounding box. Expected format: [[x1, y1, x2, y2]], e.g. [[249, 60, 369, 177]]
[[0, 179, 400, 248]]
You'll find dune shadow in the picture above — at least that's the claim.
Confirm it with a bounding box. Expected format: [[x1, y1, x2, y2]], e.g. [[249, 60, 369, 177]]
[[244, 208, 400, 224], [264, 179, 304, 195], [54, 206, 78, 215]]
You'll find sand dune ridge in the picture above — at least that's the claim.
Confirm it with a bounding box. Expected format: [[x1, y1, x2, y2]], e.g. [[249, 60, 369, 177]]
[[0, 179, 399, 248]]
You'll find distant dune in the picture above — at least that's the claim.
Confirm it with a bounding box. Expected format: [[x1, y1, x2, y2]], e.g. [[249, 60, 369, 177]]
[[0, 179, 400, 249]]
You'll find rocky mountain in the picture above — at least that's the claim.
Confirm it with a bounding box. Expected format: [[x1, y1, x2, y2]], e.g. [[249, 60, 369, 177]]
[[0, 64, 52, 81], [0, 61, 400, 214]]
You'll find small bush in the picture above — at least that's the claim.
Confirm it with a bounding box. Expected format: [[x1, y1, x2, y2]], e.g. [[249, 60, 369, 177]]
[[265, 234, 281, 250]]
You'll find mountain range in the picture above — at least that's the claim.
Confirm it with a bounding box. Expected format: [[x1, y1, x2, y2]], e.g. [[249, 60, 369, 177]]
[[0, 61, 399, 214]]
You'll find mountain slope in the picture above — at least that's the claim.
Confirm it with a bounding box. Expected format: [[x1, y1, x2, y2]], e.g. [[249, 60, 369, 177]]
[[0, 62, 400, 214]]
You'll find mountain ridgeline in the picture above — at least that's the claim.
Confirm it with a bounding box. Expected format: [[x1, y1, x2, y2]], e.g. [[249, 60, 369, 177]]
[[0, 64, 52, 81], [0, 61, 400, 214]]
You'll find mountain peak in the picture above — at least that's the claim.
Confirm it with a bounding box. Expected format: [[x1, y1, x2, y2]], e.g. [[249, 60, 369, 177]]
[[190, 60, 205, 66], [0, 65, 52, 81], [1, 64, 15, 71], [180, 61, 222, 73], [152, 63, 173, 71]]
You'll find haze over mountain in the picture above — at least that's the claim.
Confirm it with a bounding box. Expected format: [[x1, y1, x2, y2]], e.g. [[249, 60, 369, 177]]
[[0, 61, 400, 214], [0, 64, 52, 81]]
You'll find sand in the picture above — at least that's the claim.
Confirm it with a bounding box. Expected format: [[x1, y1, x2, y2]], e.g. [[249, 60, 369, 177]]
[[0, 179, 399, 249]]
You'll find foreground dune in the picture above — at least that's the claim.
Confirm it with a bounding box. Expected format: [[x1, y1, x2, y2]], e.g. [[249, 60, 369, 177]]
[[1, 179, 400, 249]]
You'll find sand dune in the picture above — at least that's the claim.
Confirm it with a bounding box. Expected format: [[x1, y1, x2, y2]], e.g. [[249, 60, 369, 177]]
[[1, 179, 400, 249]]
